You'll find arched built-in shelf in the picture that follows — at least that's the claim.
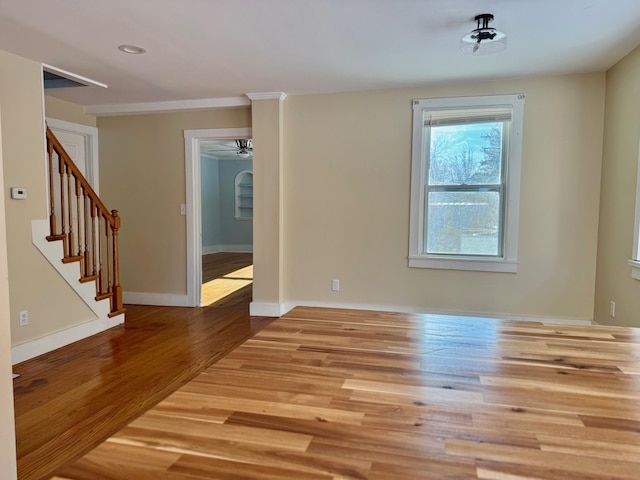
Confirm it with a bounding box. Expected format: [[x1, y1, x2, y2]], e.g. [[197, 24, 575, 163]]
[[235, 170, 253, 219]]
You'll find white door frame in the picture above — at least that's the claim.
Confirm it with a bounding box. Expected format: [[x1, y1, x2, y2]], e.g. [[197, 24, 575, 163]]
[[45, 117, 100, 194], [184, 127, 252, 307]]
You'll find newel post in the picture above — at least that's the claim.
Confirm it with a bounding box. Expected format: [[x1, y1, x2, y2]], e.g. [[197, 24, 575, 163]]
[[110, 209, 124, 314]]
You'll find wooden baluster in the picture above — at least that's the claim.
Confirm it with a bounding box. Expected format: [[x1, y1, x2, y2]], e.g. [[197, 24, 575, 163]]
[[75, 175, 84, 274], [97, 210, 104, 298], [91, 199, 98, 279], [82, 188, 90, 278], [47, 136, 57, 236], [58, 154, 68, 254], [110, 210, 123, 314], [66, 164, 75, 258]]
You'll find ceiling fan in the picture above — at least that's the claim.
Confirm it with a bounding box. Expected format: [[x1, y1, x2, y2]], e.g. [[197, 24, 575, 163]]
[[201, 139, 253, 159], [235, 139, 252, 158]]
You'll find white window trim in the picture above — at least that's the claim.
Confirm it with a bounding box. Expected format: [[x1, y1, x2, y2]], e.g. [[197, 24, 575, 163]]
[[629, 137, 640, 280], [409, 94, 525, 273]]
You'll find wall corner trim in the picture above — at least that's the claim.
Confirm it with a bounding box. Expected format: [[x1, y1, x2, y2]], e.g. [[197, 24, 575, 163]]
[[246, 92, 287, 101]]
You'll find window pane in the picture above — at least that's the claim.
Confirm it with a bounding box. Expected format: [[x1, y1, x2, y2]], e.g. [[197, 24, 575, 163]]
[[428, 122, 503, 186], [426, 190, 501, 256]]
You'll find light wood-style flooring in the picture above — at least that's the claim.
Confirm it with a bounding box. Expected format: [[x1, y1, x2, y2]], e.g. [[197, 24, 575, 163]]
[[13, 252, 266, 480], [52, 307, 640, 480]]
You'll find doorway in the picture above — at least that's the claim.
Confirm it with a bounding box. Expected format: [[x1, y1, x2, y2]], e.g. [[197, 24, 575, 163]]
[[199, 139, 253, 306], [184, 128, 253, 307]]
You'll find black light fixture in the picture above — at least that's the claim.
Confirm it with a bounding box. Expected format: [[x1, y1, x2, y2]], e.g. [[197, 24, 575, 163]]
[[235, 139, 252, 158], [460, 13, 507, 55]]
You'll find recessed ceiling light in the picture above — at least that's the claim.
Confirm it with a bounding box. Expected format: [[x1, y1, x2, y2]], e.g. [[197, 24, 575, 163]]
[[118, 44, 147, 55]]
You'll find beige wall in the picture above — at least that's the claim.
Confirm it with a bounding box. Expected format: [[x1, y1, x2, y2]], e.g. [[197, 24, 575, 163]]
[[251, 99, 284, 307], [7, 47, 634, 328], [0, 50, 95, 348], [44, 95, 97, 127], [0, 112, 18, 479], [98, 108, 251, 295], [594, 45, 640, 326], [283, 73, 606, 321]]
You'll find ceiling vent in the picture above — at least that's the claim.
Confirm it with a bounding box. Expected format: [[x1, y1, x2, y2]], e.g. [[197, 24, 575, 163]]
[[42, 64, 108, 90], [43, 71, 86, 89]]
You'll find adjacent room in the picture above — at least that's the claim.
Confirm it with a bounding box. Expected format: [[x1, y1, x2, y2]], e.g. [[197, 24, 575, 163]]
[[1, 1, 640, 479]]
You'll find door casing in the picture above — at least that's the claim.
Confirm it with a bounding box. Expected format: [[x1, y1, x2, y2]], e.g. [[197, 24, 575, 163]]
[[184, 127, 252, 306]]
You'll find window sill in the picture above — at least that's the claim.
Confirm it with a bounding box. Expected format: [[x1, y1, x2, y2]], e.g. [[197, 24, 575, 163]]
[[629, 259, 640, 280], [409, 255, 517, 273]]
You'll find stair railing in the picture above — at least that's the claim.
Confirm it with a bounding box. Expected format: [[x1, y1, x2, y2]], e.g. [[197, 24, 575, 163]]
[[45, 127, 124, 317]]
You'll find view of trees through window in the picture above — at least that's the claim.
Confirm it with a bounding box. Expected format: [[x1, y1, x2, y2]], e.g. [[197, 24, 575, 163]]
[[425, 122, 504, 256]]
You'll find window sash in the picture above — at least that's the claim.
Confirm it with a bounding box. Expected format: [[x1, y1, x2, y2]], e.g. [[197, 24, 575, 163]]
[[424, 185, 505, 257], [423, 117, 508, 258]]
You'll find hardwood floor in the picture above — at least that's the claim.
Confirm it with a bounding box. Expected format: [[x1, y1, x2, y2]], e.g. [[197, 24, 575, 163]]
[[202, 252, 252, 284], [201, 253, 253, 308], [13, 252, 267, 480], [52, 307, 640, 480]]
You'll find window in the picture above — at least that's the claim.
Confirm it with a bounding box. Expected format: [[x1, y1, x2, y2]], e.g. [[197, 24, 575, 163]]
[[409, 94, 525, 272]]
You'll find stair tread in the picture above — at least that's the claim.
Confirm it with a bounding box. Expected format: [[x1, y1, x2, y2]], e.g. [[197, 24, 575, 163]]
[[79, 275, 99, 283], [46, 234, 66, 242], [62, 256, 83, 264], [108, 308, 127, 318]]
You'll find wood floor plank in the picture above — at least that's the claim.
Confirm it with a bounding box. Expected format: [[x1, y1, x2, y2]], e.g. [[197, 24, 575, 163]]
[[446, 439, 640, 479], [21, 305, 640, 479], [13, 252, 274, 480]]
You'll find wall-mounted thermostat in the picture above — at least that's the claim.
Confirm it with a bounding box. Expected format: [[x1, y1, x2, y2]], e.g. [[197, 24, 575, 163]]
[[10, 187, 27, 199]]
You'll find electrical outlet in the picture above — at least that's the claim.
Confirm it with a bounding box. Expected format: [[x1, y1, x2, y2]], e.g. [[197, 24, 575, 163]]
[[331, 279, 340, 291], [610, 301, 616, 318], [19, 310, 28, 326]]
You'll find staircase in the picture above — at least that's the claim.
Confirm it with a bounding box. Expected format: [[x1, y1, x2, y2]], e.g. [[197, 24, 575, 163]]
[[40, 127, 125, 318]]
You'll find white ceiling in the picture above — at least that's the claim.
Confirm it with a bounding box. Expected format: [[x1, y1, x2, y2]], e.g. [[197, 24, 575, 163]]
[[1, 0, 640, 109]]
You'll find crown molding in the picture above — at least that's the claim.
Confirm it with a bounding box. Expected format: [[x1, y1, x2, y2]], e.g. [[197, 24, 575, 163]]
[[84, 96, 250, 116], [245, 92, 287, 101]]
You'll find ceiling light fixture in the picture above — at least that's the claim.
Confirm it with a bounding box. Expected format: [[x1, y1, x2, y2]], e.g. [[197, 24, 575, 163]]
[[118, 44, 147, 55], [460, 13, 507, 56], [236, 139, 252, 158]]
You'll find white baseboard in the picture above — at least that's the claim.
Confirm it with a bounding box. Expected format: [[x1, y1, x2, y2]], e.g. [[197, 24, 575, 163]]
[[123, 292, 191, 307], [12, 313, 124, 365], [279, 301, 593, 325], [202, 245, 253, 255], [249, 302, 291, 317]]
